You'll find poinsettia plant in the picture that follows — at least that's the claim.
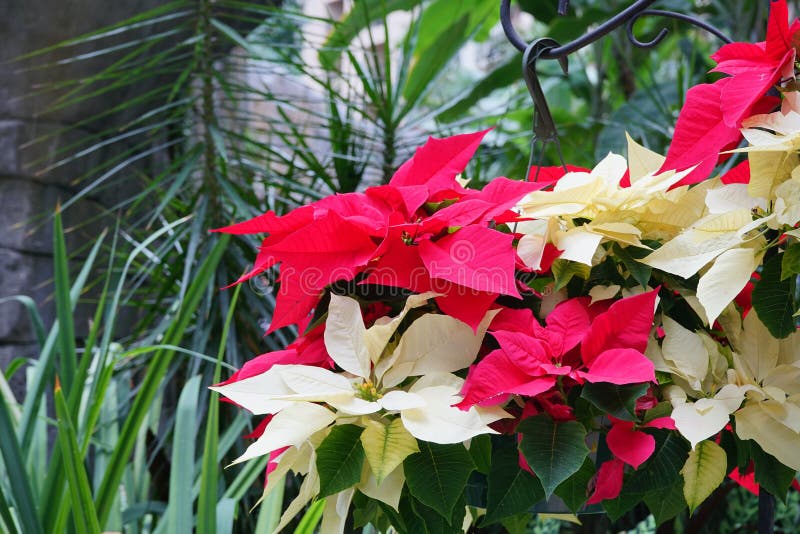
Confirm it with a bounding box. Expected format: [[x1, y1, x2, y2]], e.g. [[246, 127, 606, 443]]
[[211, 2, 800, 531]]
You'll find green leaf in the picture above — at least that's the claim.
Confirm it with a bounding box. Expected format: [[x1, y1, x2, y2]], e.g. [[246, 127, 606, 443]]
[[413, 0, 495, 54], [580, 382, 649, 422], [642, 401, 673, 424], [400, 16, 469, 116], [436, 55, 518, 122], [518, 414, 589, 499], [198, 284, 241, 534], [626, 431, 691, 494], [319, 0, 422, 69], [316, 424, 366, 498], [360, 418, 418, 484], [681, 440, 727, 514], [552, 259, 591, 291], [166, 375, 201, 533], [389, 494, 430, 534], [54, 379, 101, 534], [604, 431, 690, 520], [483, 443, 545, 524], [53, 207, 77, 397], [500, 513, 534, 534], [752, 254, 797, 338], [603, 490, 642, 522], [0, 394, 42, 533], [0, 296, 46, 349], [409, 495, 466, 533], [643, 479, 687, 527], [751, 441, 797, 503], [404, 441, 475, 522], [554, 457, 596, 512], [293, 499, 325, 534], [468, 434, 492, 475], [95, 234, 229, 526], [780, 242, 800, 280], [612, 243, 653, 288]]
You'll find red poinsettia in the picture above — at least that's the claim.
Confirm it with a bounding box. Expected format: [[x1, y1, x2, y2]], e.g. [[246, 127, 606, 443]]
[[587, 409, 675, 504], [214, 130, 541, 331], [662, 0, 798, 186], [456, 289, 659, 409]]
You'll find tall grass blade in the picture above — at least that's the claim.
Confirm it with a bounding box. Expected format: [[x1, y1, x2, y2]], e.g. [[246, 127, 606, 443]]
[[39, 227, 107, 533], [166, 375, 202, 532], [94, 234, 229, 526], [0, 394, 42, 533], [293, 499, 325, 534], [53, 207, 78, 396], [19, 225, 107, 451], [216, 497, 237, 534], [0, 486, 20, 534], [53, 378, 101, 534], [198, 284, 242, 534], [0, 296, 46, 349], [254, 479, 284, 534]]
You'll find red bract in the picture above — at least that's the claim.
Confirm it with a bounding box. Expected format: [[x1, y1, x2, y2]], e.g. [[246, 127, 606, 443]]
[[457, 290, 658, 409], [215, 130, 539, 332], [720, 160, 751, 185], [587, 458, 625, 504], [662, 0, 798, 186], [527, 164, 590, 183], [218, 323, 332, 387], [607, 421, 655, 469]]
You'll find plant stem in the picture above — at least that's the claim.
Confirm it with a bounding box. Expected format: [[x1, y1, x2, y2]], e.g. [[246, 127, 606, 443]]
[[758, 490, 775, 534], [198, 0, 220, 219]]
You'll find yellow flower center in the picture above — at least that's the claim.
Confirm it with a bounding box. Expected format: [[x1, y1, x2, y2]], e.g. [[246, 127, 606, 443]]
[[356, 380, 383, 401]]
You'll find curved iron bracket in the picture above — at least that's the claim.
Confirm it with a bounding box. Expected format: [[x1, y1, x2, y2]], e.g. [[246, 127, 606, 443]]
[[501, 0, 734, 176], [500, 0, 732, 57]]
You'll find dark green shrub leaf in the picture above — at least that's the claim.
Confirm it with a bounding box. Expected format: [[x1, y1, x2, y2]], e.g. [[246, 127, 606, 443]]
[[500, 513, 534, 534], [612, 243, 652, 288], [552, 259, 591, 291], [752, 254, 796, 338], [410, 494, 466, 534], [752, 442, 796, 503], [554, 457, 596, 512], [781, 243, 800, 280], [518, 414, 589, 499], [404, 442, 475, 522], [626, 431, 690, 494], [483, 444, 544, 524], [316, 424, 365, 498], [468, 434, 492, 475], [581, 382, 649, 422], [643, 479, 686, 526]]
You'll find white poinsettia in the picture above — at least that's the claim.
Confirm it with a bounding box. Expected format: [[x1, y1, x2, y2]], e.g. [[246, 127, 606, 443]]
[[212, 293, 508, 458], [727, 311, 800, 470], [647, 316, 748, 448], [771, 166, 800, 229], [733, 91, 800, 199], [653, 310, 800, 469], [515, 135, 698, 267], [642, 197, 769, 326], [212, 292, 509, 534]]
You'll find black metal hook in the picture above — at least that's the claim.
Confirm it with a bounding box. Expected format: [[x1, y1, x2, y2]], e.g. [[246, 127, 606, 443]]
[[500, 0, 659, 57], [522, 38, 569, 179], [626, 9, 733, 48], [523, 38, 566, 143]]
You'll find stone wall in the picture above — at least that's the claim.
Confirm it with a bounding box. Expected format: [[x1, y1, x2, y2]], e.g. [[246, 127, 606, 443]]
[[0, 0, 169, 392]]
